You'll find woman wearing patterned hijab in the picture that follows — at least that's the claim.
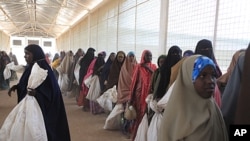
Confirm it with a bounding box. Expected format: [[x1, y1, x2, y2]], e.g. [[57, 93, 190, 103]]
[[158, 55, 228, 141], [8, 44, 70, 141], [129, 50, 157, 140], [195, 39, 222, 107]]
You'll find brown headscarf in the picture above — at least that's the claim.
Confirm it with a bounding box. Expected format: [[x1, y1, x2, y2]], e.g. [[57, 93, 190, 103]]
[[158, 55, 228, 141], [56, 51, 74, 75], [105, 51, 126, 91], [168, 56, 187, 88], [116, 52, 137, 104], [217, 49, 245, 85]]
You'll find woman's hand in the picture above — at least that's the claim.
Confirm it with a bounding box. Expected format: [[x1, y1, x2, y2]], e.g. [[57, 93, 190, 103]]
[[141, 63, 153, 73], [27, 88, 36, 96], [8, 85, 18, 97]]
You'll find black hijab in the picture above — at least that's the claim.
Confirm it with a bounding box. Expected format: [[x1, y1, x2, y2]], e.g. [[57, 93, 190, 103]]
[[195, 39, 222, 77], [79, 47, 95, 86], [17, 44, 70, 141], [154, 46, 182, 99]]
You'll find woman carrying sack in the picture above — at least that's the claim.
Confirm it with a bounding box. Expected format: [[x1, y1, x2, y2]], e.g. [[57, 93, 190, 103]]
[[7, 44, 71, 141]]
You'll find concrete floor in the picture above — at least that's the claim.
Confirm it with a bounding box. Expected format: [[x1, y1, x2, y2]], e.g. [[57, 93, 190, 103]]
[[0, 78, 129, 141]]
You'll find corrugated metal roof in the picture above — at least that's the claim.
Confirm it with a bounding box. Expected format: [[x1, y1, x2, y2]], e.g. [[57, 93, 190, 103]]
[[0, 0, 106, 38]]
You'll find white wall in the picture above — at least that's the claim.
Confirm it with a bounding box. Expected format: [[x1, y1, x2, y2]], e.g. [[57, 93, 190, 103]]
[[10, 36, 56, 65]]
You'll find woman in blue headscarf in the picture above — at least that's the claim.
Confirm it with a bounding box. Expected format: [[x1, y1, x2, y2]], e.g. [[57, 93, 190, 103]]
[[158, 55, 228, 141], [8, 44, 71, 141]]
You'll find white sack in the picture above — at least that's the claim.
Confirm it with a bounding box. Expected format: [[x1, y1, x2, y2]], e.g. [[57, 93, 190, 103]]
[[103, 104, 124, 130], [147, 113, 163, 141], [86, 75, 101, 101], [0, 63, 48, 141], [74, 57, 82, 85], [96, 85, 117, 111], [134, 114, 148, 141], [3, 66, 11, 80]]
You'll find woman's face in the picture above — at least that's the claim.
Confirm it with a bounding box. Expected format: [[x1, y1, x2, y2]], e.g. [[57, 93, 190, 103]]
[[144, 51, 152, 63], [158, 58, 165, 67], [128, 54, 135, 62], [110, 54, 116, 61], [117, 53, 125, 63], [193, 66, 216, 99], [24, 50, 33, 64]]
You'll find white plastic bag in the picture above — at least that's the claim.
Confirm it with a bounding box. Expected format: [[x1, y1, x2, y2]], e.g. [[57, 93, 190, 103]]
[[86, 75, 101, 101], [0, 63, 48, 141], [147, 113, 163, 141], [3, 66, 11, 80], [105, 85, 118, 103], [0, 95, 47, 141], [134, 114, 148, 141], [84, 75, 92, 88], [96, 85, 117, 111], [59, 73, 69, 92], [103, 104, 124, 130], [5, 62, 25, 73], [157, 82, 175, 109], [96, 93, 113, 111], [74, 57, 82, 85]]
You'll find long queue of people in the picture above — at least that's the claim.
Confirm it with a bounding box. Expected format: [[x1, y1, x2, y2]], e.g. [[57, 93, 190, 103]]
[[1, 38, 249, 141], [46, 38, 249, 141]]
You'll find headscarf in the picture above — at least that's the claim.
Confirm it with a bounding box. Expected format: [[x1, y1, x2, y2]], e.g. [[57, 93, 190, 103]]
[[56, 51, 74, 75], [79, 47, 95, 86], [168, 57, 187, 88], [234, 43, 250, 124], [217, 49, 245, 85], [129, 50, 157, 140], [100, 52, 116, 91], [221, 53, 245, 130], [93, 54, 105, 76], [116, 51, 137, 104], [195, 39, 222, 77], [154, 46, 182, 99], [105, 51, 126, 91], [192, 56, 216, 82], [158, 55, 228, 141], [52, 53, 60, 62], [68, 48, 84, 91], [17, 44, 70, 140], [75, 48, 84, 63], [183, 50, 194, 57], [9, 52, 18, 65], [150, 55, 167, 94]]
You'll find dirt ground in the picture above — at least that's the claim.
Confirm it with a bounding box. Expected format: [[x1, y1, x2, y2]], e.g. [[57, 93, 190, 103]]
[[0, 77, 130, 141]]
